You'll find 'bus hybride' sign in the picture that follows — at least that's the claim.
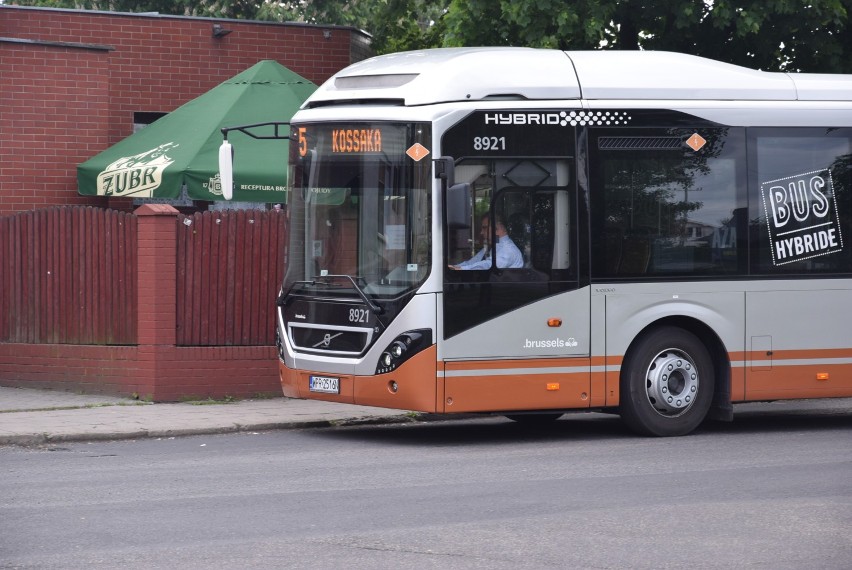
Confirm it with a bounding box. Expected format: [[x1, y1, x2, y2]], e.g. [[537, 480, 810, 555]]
[[761, 169, 844, 265]]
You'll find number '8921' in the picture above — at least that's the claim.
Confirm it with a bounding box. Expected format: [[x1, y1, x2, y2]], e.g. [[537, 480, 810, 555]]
[[348, 308, 370, 323], [473, 136, 506, 151]]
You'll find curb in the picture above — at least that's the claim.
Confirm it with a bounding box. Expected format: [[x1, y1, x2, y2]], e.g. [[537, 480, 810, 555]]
[[0, 414, 423, 447]]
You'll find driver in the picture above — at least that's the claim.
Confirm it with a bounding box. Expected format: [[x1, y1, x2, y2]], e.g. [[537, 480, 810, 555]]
[[449, 213, 523, 270]]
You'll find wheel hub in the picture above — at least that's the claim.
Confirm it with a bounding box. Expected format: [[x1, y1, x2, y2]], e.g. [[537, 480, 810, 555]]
[[645, 349, 699, 416]]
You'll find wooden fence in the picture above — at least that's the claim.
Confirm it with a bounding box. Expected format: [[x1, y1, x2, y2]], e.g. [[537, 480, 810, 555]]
[[176, 209, 287, 346], [0, 206, 287, 347], [0, 207, 137, 345]]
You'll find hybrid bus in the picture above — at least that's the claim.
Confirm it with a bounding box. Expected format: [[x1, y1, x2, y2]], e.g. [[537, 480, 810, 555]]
[[224, 48, 852, 436]]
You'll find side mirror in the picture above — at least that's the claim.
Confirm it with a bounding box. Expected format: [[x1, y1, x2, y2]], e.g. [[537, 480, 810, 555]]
[[434, 157, 455, 185], [218, 140, 233, 201], [446, 183, 471, 230]]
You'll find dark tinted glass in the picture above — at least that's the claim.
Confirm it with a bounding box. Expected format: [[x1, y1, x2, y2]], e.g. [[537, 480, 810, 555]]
[[590, 128, 746, 279], [749, 128, 852, 275], [443, 157, 581, 338]]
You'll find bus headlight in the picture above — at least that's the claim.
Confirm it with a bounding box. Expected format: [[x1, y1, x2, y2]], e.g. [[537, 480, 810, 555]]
[[390, 341, 406, 358], [375, 329, 432, 375], [275, 327, 286, 361]]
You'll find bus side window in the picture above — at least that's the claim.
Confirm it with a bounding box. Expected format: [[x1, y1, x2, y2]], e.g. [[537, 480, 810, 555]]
[[505, 211, 531, 267], [446, 158, 577, 283], [618, 231, 652, 274], [590, 127, 745, 278], [547, 188, 572, 273], [492, 186, 575, 281], [493, 189, 529, 270], [447, 164, 489, 265], [749, 127, 852, 275]]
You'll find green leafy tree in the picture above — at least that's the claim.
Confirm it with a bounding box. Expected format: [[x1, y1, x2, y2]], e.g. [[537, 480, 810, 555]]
[[253, 0, 447, 54], [256, 0, 375, 26], [11, 0, 852, 71], [442, 0, 852, 72], [368, 0, 447, 53]]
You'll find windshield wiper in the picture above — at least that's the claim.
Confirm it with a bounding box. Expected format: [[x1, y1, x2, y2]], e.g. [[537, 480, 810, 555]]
[[280, 275, 384, 315]]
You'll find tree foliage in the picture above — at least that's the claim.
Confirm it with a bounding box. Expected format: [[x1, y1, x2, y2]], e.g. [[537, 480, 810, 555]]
[[442, 0, 852, 72], [10, 0, 852, 71]]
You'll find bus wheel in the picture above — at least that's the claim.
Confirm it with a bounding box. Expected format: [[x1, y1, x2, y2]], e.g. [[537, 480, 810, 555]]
[[620, 327, 714, 437]]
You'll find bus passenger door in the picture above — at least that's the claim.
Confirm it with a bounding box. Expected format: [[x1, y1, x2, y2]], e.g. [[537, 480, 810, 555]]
[[745, 127, 852, 401], [441, 158, 591, 413]]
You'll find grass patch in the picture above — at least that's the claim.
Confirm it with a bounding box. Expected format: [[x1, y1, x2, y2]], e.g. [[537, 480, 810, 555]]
[[251, 392, 281, 400], [181, 395, 238, 405]]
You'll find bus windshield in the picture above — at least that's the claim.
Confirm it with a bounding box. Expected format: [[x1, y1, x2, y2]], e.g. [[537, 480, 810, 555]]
[[284, 122, 432, 309]]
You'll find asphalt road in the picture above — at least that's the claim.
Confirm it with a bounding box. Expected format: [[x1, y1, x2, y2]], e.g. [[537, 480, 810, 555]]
[[2, 401, 851, 569]]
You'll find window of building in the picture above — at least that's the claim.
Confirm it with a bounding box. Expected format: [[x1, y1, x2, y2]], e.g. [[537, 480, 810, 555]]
[[133, 112, 167, 133]]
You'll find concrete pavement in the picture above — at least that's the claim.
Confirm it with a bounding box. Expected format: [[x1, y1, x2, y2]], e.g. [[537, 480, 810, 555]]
[[6, 386, 848, 447], [0, 386, 414, 446]]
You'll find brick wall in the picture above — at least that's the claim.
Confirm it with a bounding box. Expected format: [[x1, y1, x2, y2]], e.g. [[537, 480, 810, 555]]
[[0, 6, 371, 214], [0, 341, 280, 400], [0, 40, 112, 214]]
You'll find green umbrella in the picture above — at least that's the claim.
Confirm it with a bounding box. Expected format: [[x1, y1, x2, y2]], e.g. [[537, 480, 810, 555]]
[[77, 60, 316, 203]]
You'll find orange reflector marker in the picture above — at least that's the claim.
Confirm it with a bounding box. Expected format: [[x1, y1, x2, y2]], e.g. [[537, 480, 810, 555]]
[[817, 372, 829, 381], [687, 133, 707, 151], [547, 383, 560, 391], [547, 318, 562, 327]]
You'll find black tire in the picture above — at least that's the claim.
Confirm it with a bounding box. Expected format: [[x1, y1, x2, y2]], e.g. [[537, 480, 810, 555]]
[[505, 413, 564, 425], [620, 326, 714, 437]]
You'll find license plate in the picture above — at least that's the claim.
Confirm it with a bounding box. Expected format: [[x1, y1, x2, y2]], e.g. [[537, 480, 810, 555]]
[[309, 375, 340, 394]]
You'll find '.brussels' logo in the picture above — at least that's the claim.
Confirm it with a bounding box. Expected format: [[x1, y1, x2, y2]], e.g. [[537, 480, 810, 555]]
[[96, 142, 179, 197], [523, 337, 579, 349], [761, 169, 844, 265]]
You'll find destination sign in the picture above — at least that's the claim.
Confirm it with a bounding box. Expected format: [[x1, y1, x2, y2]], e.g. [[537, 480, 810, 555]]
[[331, 128, 383, 154], [295, 124, 395, 158]]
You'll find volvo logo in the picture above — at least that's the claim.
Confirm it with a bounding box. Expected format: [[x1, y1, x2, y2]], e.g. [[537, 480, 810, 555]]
[[313, 332, 343, 348]]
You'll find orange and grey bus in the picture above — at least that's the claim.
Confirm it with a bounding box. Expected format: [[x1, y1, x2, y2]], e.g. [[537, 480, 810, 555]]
[[250, 48, 852, 436]]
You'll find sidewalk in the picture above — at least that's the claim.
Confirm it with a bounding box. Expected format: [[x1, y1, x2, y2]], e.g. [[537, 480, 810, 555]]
[[0, 386, 414, 446]]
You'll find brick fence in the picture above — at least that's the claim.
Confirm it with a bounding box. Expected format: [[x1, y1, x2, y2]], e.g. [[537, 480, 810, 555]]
[[0, 205, 283, 401]]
